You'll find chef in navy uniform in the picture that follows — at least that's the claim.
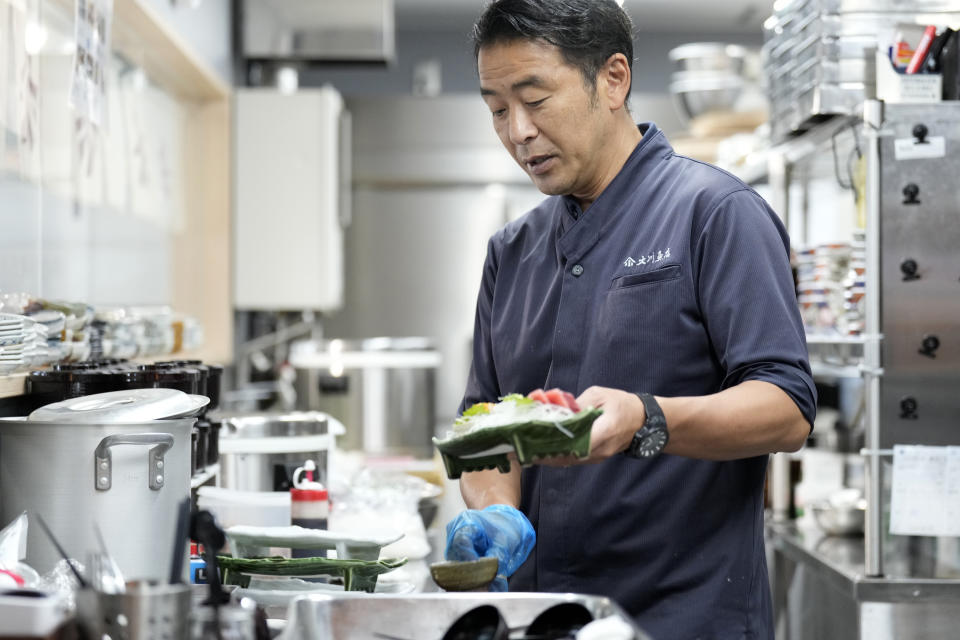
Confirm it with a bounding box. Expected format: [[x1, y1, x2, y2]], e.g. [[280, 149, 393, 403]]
[[443, 1, 816, 638]]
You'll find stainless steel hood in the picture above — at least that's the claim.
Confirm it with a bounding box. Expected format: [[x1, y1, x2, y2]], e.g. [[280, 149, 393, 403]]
[[242, 0, 396, 64]]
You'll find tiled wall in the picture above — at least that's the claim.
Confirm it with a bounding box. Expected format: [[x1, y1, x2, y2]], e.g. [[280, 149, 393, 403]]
[[0, 0, 185, 308]]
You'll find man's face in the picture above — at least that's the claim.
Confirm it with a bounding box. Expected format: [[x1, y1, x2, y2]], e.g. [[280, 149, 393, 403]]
[[479, 39, 611, 201]]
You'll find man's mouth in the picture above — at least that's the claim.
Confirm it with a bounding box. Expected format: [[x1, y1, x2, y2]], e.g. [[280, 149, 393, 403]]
[[524, 154, 556, 175]]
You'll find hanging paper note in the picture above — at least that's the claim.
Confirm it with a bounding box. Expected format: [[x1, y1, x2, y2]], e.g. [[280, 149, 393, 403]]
[[11, 0, 41, 180], [890, 445, 960, 537], [69, 0, 113, 128], [0, 5, 9, 134]]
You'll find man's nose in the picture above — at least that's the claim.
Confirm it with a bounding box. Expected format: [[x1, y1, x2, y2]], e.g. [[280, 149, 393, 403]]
[[508, 108, 537, 145]]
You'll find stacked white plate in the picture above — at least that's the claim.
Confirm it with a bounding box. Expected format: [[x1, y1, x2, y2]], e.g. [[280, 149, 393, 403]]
[[0, 315, 26, 348], [0, 313, 45, 374]]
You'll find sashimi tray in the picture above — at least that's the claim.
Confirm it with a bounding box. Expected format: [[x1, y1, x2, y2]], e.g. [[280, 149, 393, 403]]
[[433, 407, 602, 479]]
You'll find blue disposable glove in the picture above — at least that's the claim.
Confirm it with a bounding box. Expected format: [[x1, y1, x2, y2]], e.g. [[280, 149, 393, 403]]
[[444, 504, 535, 592]]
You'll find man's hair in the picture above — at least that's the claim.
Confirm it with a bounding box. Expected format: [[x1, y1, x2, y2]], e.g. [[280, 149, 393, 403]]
[[472, 0, 635, 97]]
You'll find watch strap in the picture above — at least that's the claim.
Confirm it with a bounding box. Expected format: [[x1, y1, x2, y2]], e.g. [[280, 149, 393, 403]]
[[637, 393, 666, 428], [628, 393, 668, 458]]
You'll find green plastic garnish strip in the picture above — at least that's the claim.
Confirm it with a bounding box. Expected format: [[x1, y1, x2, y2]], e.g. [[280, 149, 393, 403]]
[[217, 555, 407, 593], [433, 407, 603, 479]]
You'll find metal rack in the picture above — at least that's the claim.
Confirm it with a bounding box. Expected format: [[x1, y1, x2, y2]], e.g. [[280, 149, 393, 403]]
[[762, 1, 960, 141], [765, 100, 960, 639], [190, 463, 220, 490]]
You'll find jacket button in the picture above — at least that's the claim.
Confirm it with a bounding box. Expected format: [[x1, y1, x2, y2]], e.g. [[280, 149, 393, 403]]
[[572, 264, 584, 276]]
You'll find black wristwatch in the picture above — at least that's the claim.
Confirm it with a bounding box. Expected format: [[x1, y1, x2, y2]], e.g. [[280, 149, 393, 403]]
[[626, 393, 669, 458]]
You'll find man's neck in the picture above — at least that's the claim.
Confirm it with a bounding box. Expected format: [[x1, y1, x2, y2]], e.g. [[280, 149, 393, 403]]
[[575, 121, 644, 211]]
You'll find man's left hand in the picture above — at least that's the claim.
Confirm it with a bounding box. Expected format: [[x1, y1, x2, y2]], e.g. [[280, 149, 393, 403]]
[[542, 386, 646, 466]]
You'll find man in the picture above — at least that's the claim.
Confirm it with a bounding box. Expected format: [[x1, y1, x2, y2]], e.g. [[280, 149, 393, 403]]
[[444, 0, 815, 638]]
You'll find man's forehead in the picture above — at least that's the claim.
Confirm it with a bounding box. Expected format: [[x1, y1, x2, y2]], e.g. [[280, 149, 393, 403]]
[[480, 74, 549, 96], [478, 39, 569, 92], [478, 37, 563, 65]]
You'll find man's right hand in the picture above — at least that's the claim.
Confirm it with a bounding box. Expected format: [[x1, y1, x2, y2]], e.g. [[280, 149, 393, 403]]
[[445, 504, 536, 591]]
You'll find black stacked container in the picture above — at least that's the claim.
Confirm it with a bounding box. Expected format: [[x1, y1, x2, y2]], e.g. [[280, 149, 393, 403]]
[[27, 358, 224, 476]]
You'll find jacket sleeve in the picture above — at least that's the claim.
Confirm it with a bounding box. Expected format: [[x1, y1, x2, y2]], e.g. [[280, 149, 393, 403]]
[[459, 234, 504, 415], [694, 189, 817, 427]]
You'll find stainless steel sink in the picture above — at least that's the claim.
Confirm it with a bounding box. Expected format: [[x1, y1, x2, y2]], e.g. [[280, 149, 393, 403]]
[[280, 592, 651, 639]]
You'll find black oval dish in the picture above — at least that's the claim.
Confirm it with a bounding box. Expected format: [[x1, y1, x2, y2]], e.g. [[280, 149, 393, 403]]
[[441, 604, 509, 640], [525, 602, 594, 639]]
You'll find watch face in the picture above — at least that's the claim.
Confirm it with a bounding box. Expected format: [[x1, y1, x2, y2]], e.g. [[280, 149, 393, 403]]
[[636, 429, 668, 458]]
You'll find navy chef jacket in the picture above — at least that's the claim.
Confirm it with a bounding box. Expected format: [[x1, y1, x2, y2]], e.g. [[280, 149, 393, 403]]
[[460, 123, 816, 639]]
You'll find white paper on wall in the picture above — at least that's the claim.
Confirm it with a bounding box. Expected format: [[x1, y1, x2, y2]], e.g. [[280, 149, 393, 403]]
[[11, 0, 40, 180], [72, 113, 105, 206], [69, 0, 113, 129], [38, 51, 76, 199], [123, 82, 151, 221], [149, 89, 186, 234], [1, 4, 9, 135], [103, 60, 127, 212], [890, 445, 960, 537]]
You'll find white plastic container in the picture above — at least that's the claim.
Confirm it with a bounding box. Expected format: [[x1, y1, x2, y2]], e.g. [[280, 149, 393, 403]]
[[196, 486, 291, 530], [0, 590, 70, 637]]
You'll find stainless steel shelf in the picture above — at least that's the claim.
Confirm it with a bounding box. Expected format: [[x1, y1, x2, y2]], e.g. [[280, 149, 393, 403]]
[[805, 334, 867, 375], [770, 522, 960, 603], [190, 463, 219, 489], [810, 361, 862, 379], [771, 115, 860, 164]]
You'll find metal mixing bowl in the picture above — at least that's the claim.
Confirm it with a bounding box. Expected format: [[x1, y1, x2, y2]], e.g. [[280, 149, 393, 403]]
[[669, 73, 745, 122], [668, 42, 748, 73], [811, 501, 866, 536]]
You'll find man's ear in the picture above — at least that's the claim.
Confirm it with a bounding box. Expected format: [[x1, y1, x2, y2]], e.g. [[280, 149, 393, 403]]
[[599, 53, 632, 111]]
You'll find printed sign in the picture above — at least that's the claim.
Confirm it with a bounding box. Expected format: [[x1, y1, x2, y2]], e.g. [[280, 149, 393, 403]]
[[890, 445, 960, 537], [0, 5, 8, 134], [9, 0, 41, 179], [70, 0, 113, 128]]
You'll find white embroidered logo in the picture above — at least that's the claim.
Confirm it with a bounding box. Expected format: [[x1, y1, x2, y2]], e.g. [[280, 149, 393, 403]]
[[623, 247, 670, 267]]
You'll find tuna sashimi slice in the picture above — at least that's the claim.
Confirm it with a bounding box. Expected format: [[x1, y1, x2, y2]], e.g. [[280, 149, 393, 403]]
[[527, 388, 549, 404]]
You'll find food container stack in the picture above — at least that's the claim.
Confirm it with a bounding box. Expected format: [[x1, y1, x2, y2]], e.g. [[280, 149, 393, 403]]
[[0, 292, 203, 372], [762, 0, 960, 141], [842, 230, 867, 336], [795, 233, 865, 337]]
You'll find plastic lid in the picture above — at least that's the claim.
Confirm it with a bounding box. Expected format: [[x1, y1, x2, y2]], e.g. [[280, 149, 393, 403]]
[[290, 487, 329, 501]]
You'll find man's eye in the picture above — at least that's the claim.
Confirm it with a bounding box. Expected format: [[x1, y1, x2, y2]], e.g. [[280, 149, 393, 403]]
[[526, 98, 547, 108], [492, 108, 507, 118]]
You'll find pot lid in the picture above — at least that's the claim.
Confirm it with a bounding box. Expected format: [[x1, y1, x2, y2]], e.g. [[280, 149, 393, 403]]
[[29, 388, 209, 423]]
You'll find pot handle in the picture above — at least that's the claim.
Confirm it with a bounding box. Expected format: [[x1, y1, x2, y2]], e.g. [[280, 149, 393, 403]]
[[94, 433, 175, 492]]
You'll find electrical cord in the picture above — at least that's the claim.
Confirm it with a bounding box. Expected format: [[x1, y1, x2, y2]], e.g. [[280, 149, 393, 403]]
[[831, 120, 864, 204]]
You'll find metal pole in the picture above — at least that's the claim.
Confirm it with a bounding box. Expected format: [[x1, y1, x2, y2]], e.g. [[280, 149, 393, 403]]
[[767, 149, 793, 523], [862, 99, 884, 577], [236, 315, 321, 389]]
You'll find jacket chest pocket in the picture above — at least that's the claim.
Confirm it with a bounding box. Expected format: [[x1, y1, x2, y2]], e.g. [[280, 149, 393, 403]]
[[609, 264, 681, 290], [592, 265, 684, 382]]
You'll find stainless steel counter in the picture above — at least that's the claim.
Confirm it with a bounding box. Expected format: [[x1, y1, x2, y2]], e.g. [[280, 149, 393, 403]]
[[769, 522, 960, 639]]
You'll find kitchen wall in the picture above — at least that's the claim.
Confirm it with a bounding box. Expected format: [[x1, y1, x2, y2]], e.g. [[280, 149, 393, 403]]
[[298, 24, 763, 98], [0, 0, 230, 309], [140, 0, 233, 85]]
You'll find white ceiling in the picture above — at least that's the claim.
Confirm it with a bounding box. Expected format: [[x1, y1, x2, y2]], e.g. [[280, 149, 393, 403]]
[[396, 0, 771, 33]]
